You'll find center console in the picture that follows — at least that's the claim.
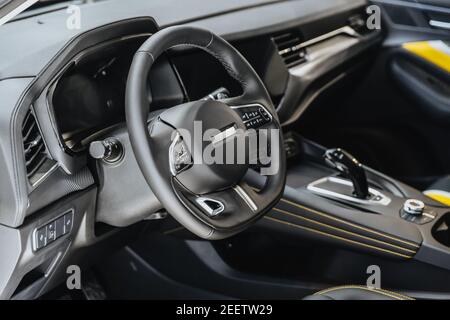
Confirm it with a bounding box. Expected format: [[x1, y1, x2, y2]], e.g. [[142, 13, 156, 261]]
[[248, 135, 450, 270]]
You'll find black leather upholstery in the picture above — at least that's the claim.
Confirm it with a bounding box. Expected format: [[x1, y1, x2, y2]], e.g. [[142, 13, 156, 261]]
[[303, 286, 414, 300]]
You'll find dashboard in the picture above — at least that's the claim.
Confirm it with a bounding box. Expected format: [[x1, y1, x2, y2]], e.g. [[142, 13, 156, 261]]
[[0, 0, 382, 224]]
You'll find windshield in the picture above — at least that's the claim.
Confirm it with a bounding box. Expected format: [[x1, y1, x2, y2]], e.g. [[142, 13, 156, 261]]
[[0, 0, 101, 26], [26, 0, 79, 11]]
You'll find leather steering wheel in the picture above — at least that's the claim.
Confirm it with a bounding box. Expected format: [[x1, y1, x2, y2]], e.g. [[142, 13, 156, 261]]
[[125, 26, 286, 239]]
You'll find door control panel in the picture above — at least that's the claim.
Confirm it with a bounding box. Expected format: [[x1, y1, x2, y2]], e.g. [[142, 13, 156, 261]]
[[34, 210, 74, 251]]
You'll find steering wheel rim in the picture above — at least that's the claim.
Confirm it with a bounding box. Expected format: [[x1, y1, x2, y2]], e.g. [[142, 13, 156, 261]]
[[125, 26, 286, 239]]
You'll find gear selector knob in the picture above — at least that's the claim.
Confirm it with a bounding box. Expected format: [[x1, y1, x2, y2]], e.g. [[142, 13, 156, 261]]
[[324, 148, 369, 199]]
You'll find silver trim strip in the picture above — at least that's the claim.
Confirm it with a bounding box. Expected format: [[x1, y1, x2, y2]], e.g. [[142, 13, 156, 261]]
[[429, 20, 450, 30], [234, 185, 258, 211], [307, 176, 391, 206], [423, 212, 436, 219], [0, 0, 38, 26], [294, 26, 359, 51], [28, 106, 59, 188], [31, 162, 59, 188]]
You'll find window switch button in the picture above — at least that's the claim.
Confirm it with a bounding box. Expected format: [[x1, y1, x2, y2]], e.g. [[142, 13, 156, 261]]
[[64, 213, 73, 234], [47, 221, 56, 243], [35, 227, 47, 250], [55, 216, 65, 238]]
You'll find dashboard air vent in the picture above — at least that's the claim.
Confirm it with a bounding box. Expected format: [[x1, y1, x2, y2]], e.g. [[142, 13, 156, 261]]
[[22, 108, 50, 182], [272, 30, 307, 68]]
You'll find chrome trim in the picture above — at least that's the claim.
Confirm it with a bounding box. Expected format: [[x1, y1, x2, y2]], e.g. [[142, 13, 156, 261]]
[[145, 211, 168, 220], [293, 26, 359, 51], [27, 105, 60, 188], [403, 199, 425, 216], [423, 212, 436, 219], [429, 20, 450, 30], [0, 0, 38, 26], [234, 185, 258, 211], [307, 176, 391, 206], [31, 162, 59, 188], [45, 252, 63, 278], [195, 197, 225, 217]]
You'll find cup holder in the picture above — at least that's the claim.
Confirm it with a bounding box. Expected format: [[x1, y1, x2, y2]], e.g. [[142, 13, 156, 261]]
[[432, 212, 450, 247]]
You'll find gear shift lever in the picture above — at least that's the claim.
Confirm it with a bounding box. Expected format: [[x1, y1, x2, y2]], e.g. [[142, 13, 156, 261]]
[[324, 148, 369, 199]]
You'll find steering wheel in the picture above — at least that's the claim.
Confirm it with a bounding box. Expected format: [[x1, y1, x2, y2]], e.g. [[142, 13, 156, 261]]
[[125, 26, 286, 239]]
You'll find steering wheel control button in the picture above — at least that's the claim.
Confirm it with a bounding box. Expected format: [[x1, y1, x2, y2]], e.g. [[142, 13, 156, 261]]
[[259, 107, 271, 121], [55, 216, 65, 238], [196, 197, 225, 217], [169, 132, 192, 176], [64, 212, 74, 234], [89, 138, 123, 163], [233, 104, 272, 130], [33, 210, 74, 251], [403, 199, 425, 216]]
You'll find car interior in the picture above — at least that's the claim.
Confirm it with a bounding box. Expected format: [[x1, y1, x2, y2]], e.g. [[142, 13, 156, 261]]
[[0, 0, 450, 300]]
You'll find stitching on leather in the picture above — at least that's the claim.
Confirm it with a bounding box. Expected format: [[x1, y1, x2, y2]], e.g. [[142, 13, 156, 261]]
[[279, 198, 421, 249], [271, 207, 417, 254], [205, 32, 214, 49], [314, 285, 414, 300], [169, 43, 248, 88], [264, 216, 413, 259], [164, 197, 420, 254], [251, 187, 420, 249], [137, 50, 155, 62]]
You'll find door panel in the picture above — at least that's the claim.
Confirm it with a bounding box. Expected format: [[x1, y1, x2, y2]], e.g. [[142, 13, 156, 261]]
[[379, 0, 450, 123], [373, 0, 450, 44], [390, 41, 450, 122], [379, 0, 450, 185]]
